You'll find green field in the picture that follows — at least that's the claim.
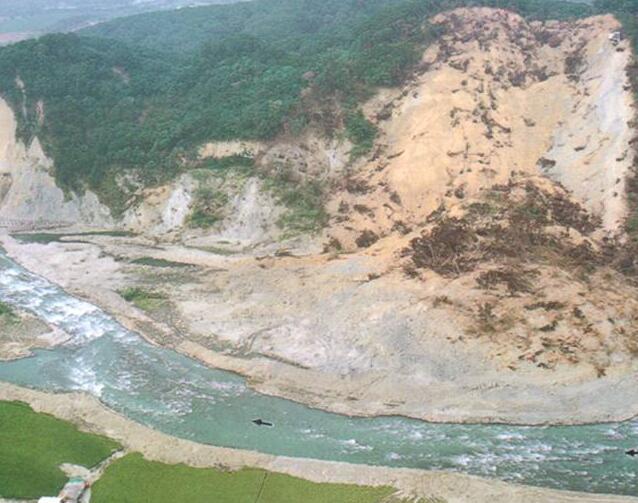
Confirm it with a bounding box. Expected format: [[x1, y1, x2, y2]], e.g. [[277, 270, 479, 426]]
[[0, 401, 120, 499], [92, 453, 397, 503]]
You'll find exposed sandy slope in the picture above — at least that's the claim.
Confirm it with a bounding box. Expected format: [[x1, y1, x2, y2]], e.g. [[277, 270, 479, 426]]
[[1, 383, 636, 503], [329, 10, 634, 248], [2, 9, 638, 426]]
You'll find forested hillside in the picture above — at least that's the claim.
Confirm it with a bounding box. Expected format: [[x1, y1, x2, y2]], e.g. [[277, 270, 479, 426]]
[[0, 0, 628, 213]]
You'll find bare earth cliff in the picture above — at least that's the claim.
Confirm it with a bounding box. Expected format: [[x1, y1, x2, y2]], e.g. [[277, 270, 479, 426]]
[[1, 8, 638, 425]]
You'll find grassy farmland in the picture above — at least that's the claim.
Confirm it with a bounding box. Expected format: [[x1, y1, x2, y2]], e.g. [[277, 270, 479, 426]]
[[91, 453, 398, 503], [0, 401, 120, 499]]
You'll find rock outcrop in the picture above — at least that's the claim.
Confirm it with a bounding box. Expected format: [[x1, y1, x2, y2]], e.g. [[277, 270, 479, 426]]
[[0, 98, 113, 228]]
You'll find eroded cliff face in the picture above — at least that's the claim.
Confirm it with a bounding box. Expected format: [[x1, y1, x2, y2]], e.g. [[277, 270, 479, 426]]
[[303, 9, 638, 388], [328, 10, 635, 248], [0, 98, 112, 228]]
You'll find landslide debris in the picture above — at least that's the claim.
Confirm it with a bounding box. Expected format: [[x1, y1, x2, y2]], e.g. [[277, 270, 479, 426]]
[[327, 9, 635, 249]]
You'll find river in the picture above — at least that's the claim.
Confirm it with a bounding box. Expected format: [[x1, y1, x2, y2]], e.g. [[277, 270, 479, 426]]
[[0, 251, 636, 496]]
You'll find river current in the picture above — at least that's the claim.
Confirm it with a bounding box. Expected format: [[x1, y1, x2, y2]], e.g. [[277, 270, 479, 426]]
[[0, 251, 636, 496]]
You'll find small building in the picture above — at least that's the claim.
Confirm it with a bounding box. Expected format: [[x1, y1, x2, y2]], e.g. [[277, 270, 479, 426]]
[[38, 498, 62, 503]]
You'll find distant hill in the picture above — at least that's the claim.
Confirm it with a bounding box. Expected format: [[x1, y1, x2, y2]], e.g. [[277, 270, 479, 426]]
[[0, 0, 239, 44], [82, 0, 592, 54]]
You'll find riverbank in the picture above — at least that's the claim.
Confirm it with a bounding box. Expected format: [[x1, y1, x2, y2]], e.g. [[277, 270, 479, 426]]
[[1, 382, 636, 503], [2, 232, 638, 426]]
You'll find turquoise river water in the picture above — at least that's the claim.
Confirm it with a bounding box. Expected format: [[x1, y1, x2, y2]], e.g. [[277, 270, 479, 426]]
[[0, 251, 636, 496]]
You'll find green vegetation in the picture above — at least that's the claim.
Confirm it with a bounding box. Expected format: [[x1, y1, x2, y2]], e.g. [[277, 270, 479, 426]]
[[0, 301, 16, 323], [264, 170, 328, 235], [0, 0, 594, 214], [83, 0, 593, 55], [189, 245, 240, 255], [118, 287, 167, 310], [10, 233, 72, 244], [130, 257, 192, 268], [345, 110, 378, 159], [187, 186, 229, 228], [92, 453, 396, 503], [0, 401, 120, 499], [11, 230, 134, 244], [199, 154, 255, 174]]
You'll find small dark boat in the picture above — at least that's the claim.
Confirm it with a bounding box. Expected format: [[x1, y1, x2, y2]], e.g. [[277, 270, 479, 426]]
[[626, 449, 638, 457]]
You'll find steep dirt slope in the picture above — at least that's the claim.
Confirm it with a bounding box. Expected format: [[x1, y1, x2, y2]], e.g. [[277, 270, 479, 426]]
[[151, 9, 638, 422], [328, 9, 634, 248], [3, 8, 638, 424]]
